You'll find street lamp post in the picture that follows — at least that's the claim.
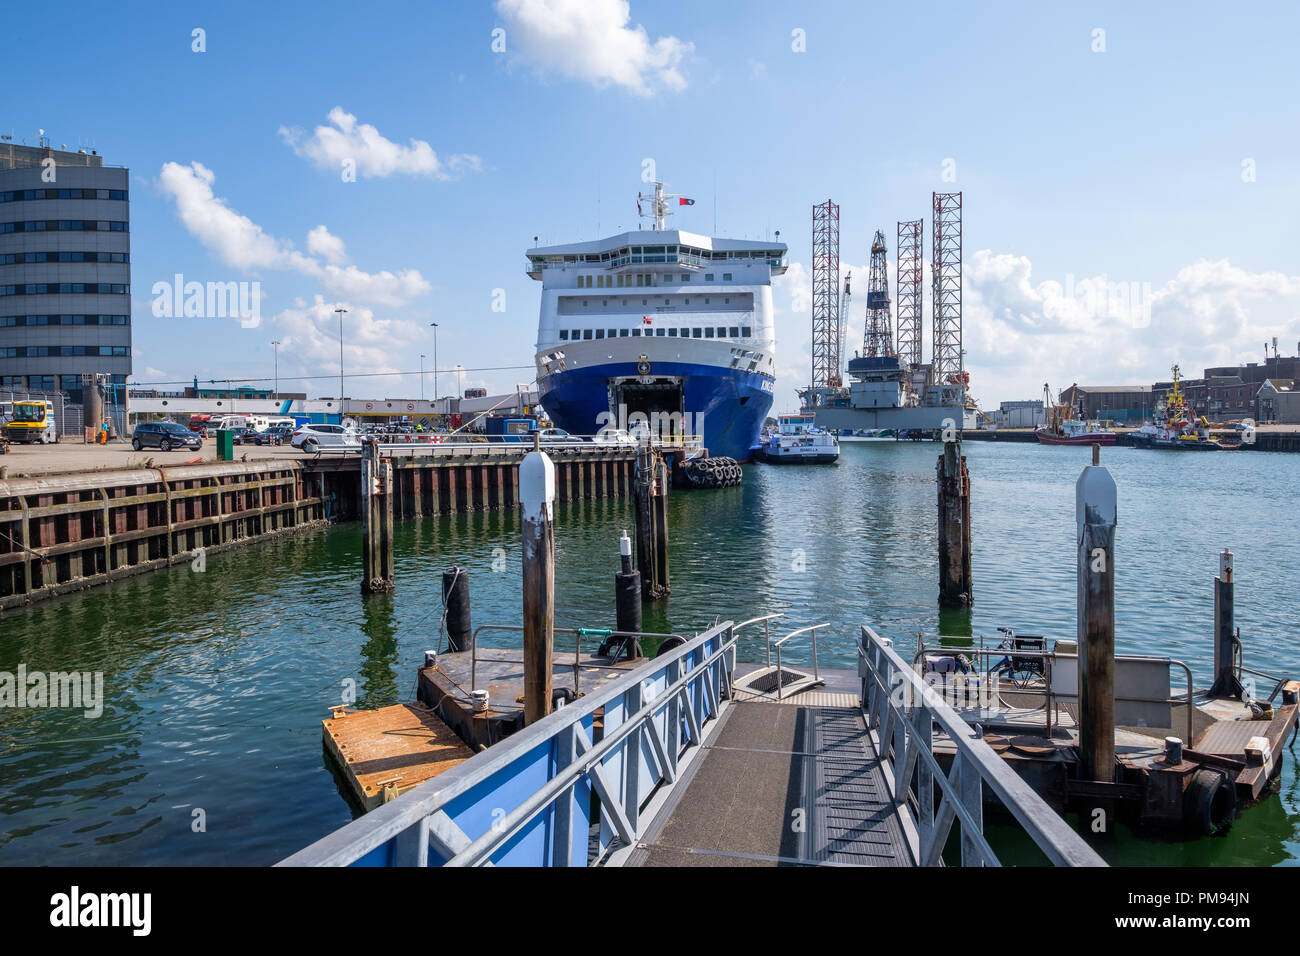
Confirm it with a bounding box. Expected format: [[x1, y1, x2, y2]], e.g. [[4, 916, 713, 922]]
[[430, 322, 439, 405], [455, 364, 464, 398], [334, 308, 347, 419], [270, 340, 281, 398]]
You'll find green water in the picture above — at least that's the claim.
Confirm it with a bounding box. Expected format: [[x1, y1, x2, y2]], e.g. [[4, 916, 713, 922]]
[[1, 441, 1297, 865]]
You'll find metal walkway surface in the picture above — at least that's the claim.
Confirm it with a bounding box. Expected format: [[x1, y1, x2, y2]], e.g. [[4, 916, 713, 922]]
[[629, 701, 913, 866]]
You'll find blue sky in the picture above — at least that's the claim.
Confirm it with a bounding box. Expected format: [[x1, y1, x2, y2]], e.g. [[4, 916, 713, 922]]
[[5, 0, 1297, 407]]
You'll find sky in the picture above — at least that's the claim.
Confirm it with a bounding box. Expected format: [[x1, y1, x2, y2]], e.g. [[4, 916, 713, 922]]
[[4, 0, 1298, 409]]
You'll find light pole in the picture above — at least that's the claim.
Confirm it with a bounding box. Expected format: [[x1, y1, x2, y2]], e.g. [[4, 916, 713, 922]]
[[419, 354, 425, 401], [334, 308, 347, 418], [455, 364, 464, 398], [270, 340, 281, 397], [430, 321, 439, 404]]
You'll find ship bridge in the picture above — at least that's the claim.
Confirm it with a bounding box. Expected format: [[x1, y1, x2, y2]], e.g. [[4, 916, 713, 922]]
[[526, 231, 787, 280]]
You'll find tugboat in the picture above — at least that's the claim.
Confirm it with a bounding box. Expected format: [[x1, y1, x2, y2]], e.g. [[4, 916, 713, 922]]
[[1035, 383, 1117, 445], [752, 413, 840, 464], [1132, 365, 1223, 450]]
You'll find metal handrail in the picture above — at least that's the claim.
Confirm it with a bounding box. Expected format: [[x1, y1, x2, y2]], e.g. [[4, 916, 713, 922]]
[[859, 625, 1106, 867], [467, 623, 687, 696], [912, 643, 1195, 744], [772, 623, 826, 700], [735, 613, 784, 668], [280, 622, 736, 867]]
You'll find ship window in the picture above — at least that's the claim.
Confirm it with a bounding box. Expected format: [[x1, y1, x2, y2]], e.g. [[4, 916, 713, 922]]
[[705, 273, 714, 281], [730, 327, 739, 337], [602, 300, 607, 306], [571, 330, 580, 339], [684, 299, 690, 305], [742, 326, 752, 337], [663, 275, 672, 283], [583, 300, 588, 306], [693, 328, 702, 338], [619, 329, 628, 337], [656, 328, 665, 336], [717, 327, 726, 337], [724, 298, 730, 304], [704, 298, 710, 304], [705, 328, 714, 338], [668, 328, 678, 336], [608, 329, 616, 337], [642, 299, 647, 305], [632, 328, 641, 336], [636, 275, 644, 287], [583, 330, 592, 340], [559, 330, 569, 341], [595, 329, 605, 339], [680, 273, 690, 282], [723, 273, 732, 281]]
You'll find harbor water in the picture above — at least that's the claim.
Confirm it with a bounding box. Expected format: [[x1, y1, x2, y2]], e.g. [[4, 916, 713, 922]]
[[1, 441, 1297, 865]]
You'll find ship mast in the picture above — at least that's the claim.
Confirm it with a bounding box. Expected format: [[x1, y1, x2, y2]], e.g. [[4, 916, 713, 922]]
[[637, 181, 683, 231]]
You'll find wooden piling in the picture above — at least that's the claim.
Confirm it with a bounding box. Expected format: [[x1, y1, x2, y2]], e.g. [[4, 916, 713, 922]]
[[361, 439, 395, 594], [1076, 453, 1117, 783], [937, 441, 972, 608], [634, 443, 669, 600], [520, 450, 556, 725], [1209, 550, 1241, 697]]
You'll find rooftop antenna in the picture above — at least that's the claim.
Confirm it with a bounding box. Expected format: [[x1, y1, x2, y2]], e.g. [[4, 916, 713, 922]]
[[637, 180, 686, 231]]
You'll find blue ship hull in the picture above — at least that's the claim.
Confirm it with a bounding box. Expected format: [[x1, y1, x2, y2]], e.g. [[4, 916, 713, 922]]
[[538, 360, 773, 462]]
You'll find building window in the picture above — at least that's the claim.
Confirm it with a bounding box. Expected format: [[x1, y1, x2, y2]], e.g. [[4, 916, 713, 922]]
[[28, 375, 55, 390]]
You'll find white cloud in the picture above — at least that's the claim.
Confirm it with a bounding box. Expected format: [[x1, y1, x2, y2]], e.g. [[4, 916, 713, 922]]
[[278, 107, 481, 180], [495, 0, 692, 96], [158, 161, 317, 274], [158, 161, 431, 307], [306, 225, 347, 265], [271, 295, 424, 391]]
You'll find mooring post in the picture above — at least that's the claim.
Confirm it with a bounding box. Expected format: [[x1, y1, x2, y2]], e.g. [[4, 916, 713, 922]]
[[653, 456, 670, 597], [360, 438, 395, 594], [1076, 446, 1117, 784], [520, 449, 556, 725], [633, 442, 667, 600], [1209, 549, 1242, 697], [441, 566, 471, 652], [614, 529, 642, 657], [937, 440, 972, 608]]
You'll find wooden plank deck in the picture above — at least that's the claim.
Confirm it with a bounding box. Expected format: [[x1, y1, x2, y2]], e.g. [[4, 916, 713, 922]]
[[628, 698, 915, 867], [324, 702, 475, 812]]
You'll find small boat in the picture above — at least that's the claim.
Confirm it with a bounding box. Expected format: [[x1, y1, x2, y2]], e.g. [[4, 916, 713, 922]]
[[1131, 366, 1223, 451], [1036, 382, 1117, 445], [752, 414, 840, 464], [1035, 419, 1118, 446], [837, 427, 896, 443]]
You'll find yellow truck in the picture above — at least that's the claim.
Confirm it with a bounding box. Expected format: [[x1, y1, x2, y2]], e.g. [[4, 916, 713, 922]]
[[3, 400, 57, 444]]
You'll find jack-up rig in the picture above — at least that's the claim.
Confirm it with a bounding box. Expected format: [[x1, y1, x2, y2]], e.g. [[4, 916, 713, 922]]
[[798, 192, 976, 433]]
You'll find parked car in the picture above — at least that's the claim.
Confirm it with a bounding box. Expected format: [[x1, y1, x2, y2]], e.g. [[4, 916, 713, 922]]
[[291, 423, 360, 452], [254, 424, 294, 446], [227, 426, 257, 445], [537, 427, 574, 444], [132, 421, 203, 452]]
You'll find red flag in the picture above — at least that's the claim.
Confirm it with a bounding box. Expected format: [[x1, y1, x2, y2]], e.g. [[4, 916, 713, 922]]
[[678, 198, 695, 206], [642, 315, 652, 325], [637, 200, 642, 215]]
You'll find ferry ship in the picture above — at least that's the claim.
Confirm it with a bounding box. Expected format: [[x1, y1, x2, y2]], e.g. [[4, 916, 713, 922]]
[[530, 182, 784, 462]]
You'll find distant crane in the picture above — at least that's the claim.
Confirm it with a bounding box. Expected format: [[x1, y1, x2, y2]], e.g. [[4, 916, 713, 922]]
[[839, 270, 852, 375], [864, 230, 893, 357]]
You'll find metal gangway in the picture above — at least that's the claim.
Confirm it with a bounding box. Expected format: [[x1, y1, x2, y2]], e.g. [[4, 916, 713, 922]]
[[281, 622, 1105, 867]]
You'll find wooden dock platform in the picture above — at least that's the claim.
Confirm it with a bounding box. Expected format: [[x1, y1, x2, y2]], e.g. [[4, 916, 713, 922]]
[[324, 703, 475, 812]]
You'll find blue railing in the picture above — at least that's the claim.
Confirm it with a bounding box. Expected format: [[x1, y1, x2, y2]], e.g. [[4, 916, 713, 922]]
[[279, 622, 736, 867]]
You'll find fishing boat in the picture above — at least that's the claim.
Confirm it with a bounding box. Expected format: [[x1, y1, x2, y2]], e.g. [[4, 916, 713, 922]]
[[1035, 419, 1118, 446], [1035, 382, 1117, 445], [1132, 365, 1223, 450], [530, 181, 782, 462], [752, 413, 840, 464]]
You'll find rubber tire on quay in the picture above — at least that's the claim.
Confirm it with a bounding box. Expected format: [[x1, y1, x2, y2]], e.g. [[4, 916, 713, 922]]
[[1184, 767, 1236, 836], [655, 635, 688, 658]]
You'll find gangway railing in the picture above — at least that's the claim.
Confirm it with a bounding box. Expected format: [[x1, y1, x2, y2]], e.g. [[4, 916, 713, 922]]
[[279, 622, 736, 867], [858, 625, 1107, 867]]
